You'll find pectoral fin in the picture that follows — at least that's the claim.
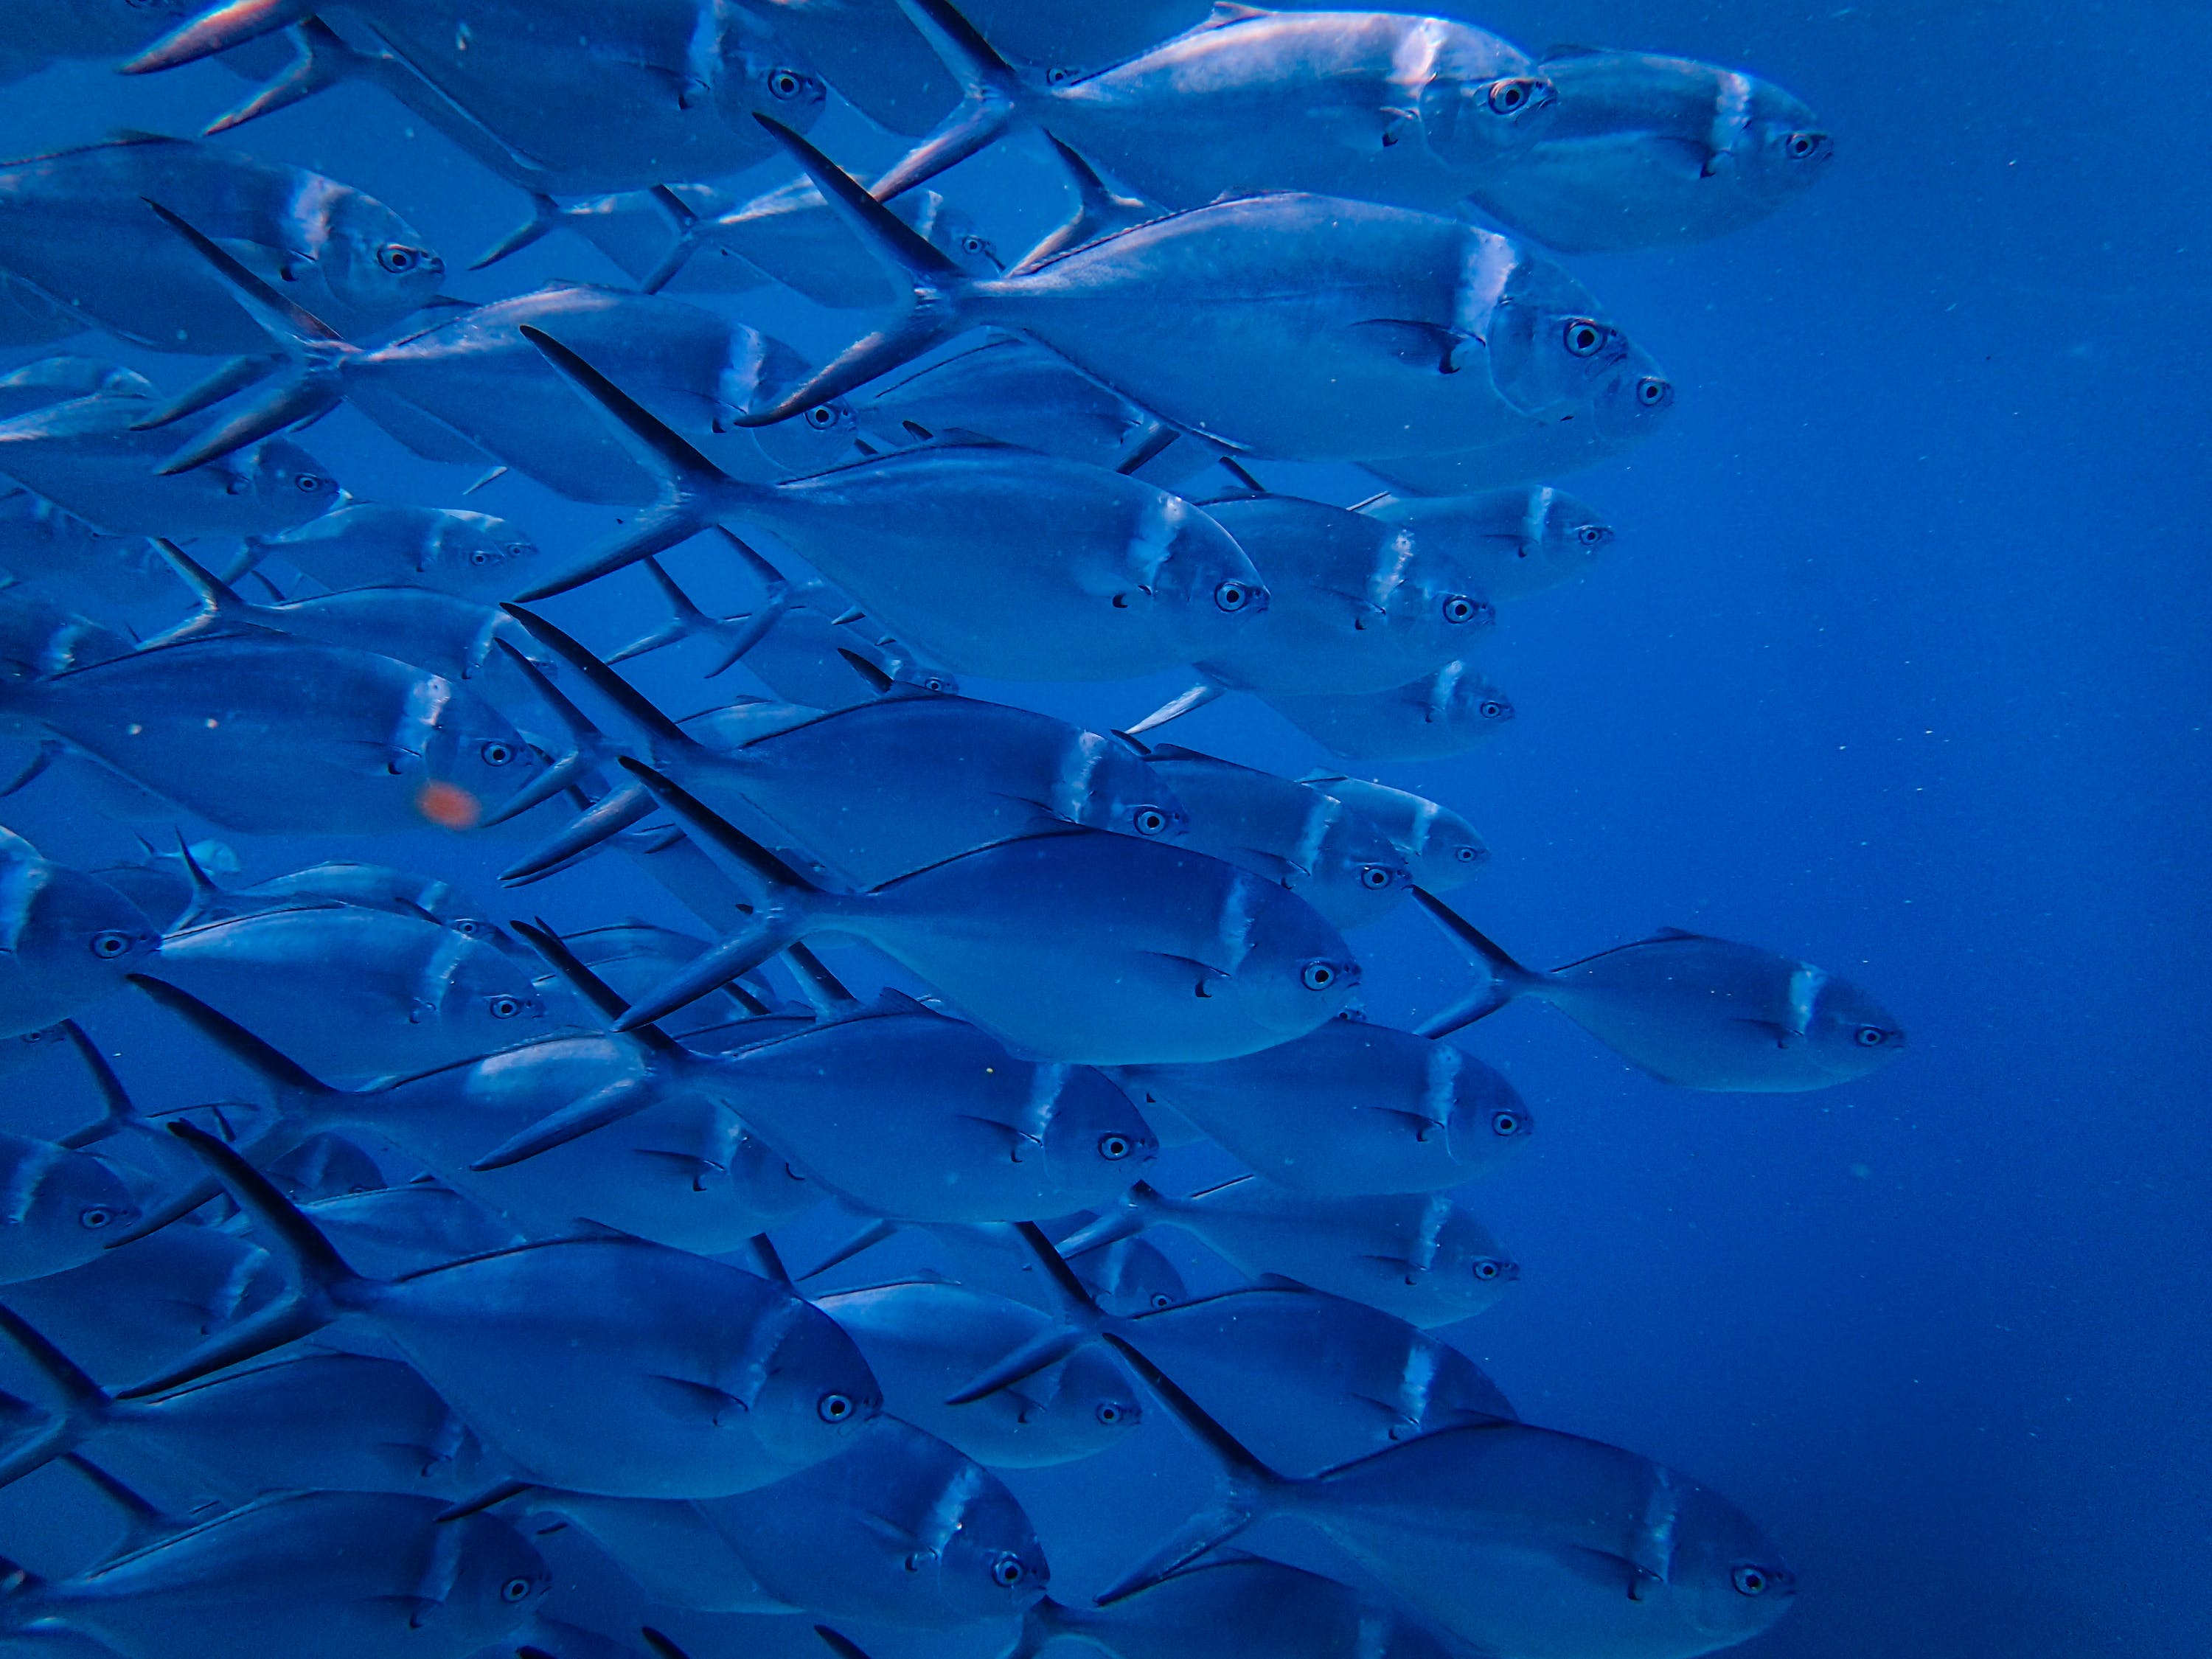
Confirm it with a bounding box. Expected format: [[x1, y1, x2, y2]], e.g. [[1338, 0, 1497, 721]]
[[1346, 319, 1467, 375]]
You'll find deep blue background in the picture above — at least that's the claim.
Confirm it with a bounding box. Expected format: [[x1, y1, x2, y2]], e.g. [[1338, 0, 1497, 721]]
[[0, 4, 2204, 1656]]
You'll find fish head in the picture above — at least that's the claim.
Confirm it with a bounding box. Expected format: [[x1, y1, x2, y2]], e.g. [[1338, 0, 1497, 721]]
[[437, 936, 549, 1037], [0, 1136, 141, 1273], [1522, 484, 1616, 579], [236, 438, 343, 522], [1056, 731, 1190, 844], [925, 1465, 1051, 1621], [399, 684, 546, 832], [431, 1510, 555, 1646], [1804, 973, 1907, 1079], [1723, 79, 1834, 206], [1483, 254, 1675, 444], [1436, 1048, 1534, 1172], [316, 190, 447, 321], [748, 1296, 886, 1468], [1660, 1478, 1797, 1641], [752, 394, 871, 478], [710, 6, 830, 136], [1037, 1063, 1161, 1203], [1426, 1203, 1520, 1314], [1054, 1343, 1146, 1439], [900, 192, 1004, 278], [1141, 496, 1270, 656], [1419, 65, 1560, 173], [19, 863, 162, 978], [1077, 1235, 1187, 1315], [1347, 783, 1489, 894], [428, 511, 541, 595], [1377, 541, 1499, 667], [1432, 664, 1516, 740], [1225, 880, 1362, 1044]]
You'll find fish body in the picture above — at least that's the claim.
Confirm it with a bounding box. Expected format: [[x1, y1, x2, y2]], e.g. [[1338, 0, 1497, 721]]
[[241, 503, 540, 598], [0, 134, 442, 351], [0, 583, 135, 682], [1468, 48, 1834, 251], [0, 1223, 283, 1382], [1115, 1012, 1529, 1194], [818, 1278, 1143, 1467], [752, 0, 958, 134], [0, 632, 543, 835], [0, 1489, 549, 1659], [286, 1182, 526, 1279], [212, 861, 499, 937], [1298, 773, 1488, 894], [156, 574, 543, 688], [0, 493, 170, 611], [1263, 661, 1514, 761], [0, 827, 159, 1037], [1361, 484, 1615, 603]]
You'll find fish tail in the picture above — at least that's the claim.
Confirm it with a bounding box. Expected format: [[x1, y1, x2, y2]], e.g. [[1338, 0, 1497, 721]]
[[1054, 1181, 1161, 1258], [122, 0, 316, 75], [469, 192, 568, 272], [501, 783, 655, 886], [0, 1307, 108, 1490], [1126, 681, 1225, 737], [1411, 891, 1542, 1034], [872, 0, 1029, 201], [204, 18, 363, 134], [111, 1123, 364, 1400], [732, 119, 975, 425], [943, 1219, 1103, 1402], [127, 354, 280, 433], [52, 1020, 153, 1151]]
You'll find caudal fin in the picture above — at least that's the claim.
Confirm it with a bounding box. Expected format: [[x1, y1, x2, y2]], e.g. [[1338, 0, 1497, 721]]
[[1409, 891, 1542, 1036], [0, 1306, 109, 1489], [123, 0, 316, 74], [944, 1222, 1104, 1405], [870, 0, 1027, 201], [732, 119, 973, 425]]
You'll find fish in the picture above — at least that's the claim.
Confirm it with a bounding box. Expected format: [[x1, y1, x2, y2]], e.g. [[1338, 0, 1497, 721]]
[[746, 0, 958, 136], [126, 1121, 883, 1500], [1123, 743, 1412, 931], [1262, 661, 1516, 761], [145, 246, 854, 507], [0, 630, 553, 835], [1007, 1554, 1461, 1659], [502, 605, 1189, 888], [275, 1180, 527, 1279], [1061, 1177, 1517, 1326], [0, 492, 172, 612], [611, 762, 1360, 1065], [0, 269, 82, 345], [0, 1487, 551, 1659], [931, 1, 1220, 74], [524, 1416, 1048, 1626], [815, 1277, 1144, 1468], [1361, 484, 1616, 603], [0, 1311, 496, 1503], [0, 134, 442, 351], [0, 383, 340, 540], [145, 902, 552, 1082], [185, 858, 504, 939], [257, 1130, 383, 1200], [511, 331, 1268, 685], [494, 174, 1001, 307], [880, 0, 1557, 215], [1297, 773, 1489, 894], [742, 117, 1673, 469], [1467, 46, 1834, 252], [0, 582, 135, 683], [235, 502, 540, 598], [132, 977, 821, 1257], [1104, 1332, 1797, 1657], [0, 827, 159, 1037], [0, 1130, 142, 1284], [532, 919, 785, 1040], [1113, 1011, 1530, 1194], [1416, 897, 1907, 1091]]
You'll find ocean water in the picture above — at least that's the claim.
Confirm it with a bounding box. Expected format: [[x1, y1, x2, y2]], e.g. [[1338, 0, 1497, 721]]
[[0, 4, 2202, 1658]]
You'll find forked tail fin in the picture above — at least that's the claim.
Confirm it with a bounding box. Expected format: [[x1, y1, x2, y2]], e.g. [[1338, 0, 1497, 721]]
[[123, 0, 317, 74], [1410, 891, 1542, 1037], [870, 0, 1030, 201]]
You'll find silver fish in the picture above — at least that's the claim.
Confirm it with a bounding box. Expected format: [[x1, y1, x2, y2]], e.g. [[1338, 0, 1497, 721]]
[[0, 134, 442, 351], [748, 0, 957, 136], [0, 1130, 142, 1284], [0, 827, 159, 1037], [1262, 661, 1515, 761], [1297, 773, 1488, 894], [0, 493, 171, 612], [1417, 898, 1907, 1091], [1062, 1177, 1516, 1326], [1361, 484, 1615, 603], [237, 501, 540, 598], [1469, 46, 1834, 252], [128, 1122, 882, 1500]]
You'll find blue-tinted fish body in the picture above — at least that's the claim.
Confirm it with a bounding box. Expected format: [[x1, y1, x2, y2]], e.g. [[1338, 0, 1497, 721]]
[[0, 1489, 549, 1659], [148, 905, 549, 1082], [0, 584, 135, 682], [1420, 911, 1907, 1091], [241, 502, 540, 598], [7, 0, 198, 69], [0, 388, 339, 539], [818, 1278, 1143, 1468], [698, 600, 958, 709], [1360, 380, 1667, 490], [748, 0, 956, 135], [0, 1130, 141, 1282], [1138, 744, 1411, 929], [0, 271, 81, 346], [212, 861, 498, 937], [1114, 1012, 1528, 1194], [0, 134, 442, 351], [0, 632, 543, 835], [0, 827, 159, 1037], [935, 0, 1213, 72], [0, 355, 153, 417], [1360, 484, 1614, 602], [284, 1182, 524, 1279], [1298, 773, 1488, 894], [0, 1222, 282, 1382], [539, 921, 781, 1039], [1068, 1178, 1514, 1326], [0, 493, 170, 612], [1469, 48, 1833, 252], [1263, 660, 1514, 761]]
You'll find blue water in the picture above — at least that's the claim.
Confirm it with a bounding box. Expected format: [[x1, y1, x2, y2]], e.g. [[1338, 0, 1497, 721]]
[[0, 3, 2204, 1656]]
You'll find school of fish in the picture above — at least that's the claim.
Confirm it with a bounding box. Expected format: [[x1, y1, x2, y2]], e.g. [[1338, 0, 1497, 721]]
[[0, 4, 1899, 1658]]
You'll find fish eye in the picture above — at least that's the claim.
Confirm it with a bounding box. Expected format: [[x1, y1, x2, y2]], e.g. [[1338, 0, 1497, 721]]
[[768, 69, 807, 99], [1733, 1566, 1771, 1596], [295, 473, 327, 493], [804, 404, 839, 431], [487, 995, 522, 1020], [1486, 77, 1544, 114], [1132, 806, 1169, 838], [1490, 1110, 1520, 1136], [470, 549, 491, 565], [1097, 1133, 1133, 1161], [1358, 865, 1394, 891], [817, 1391, 855, 1423], [79, 1206, 115, 1230], [1441, 594, 1484, 625], [1095, 1402, 1121, 1425], [1150, 1292, 1174, 1310], [1212, 580, 1251, 613], [479, 740, 515, 766], [377, 244, 421, 274], [1577, 524, 1610, 546], [1636, 376, 1673, 408], [960, 234, 985, 254], [501, 1576, 535, 1604], [1783, 131, 1827, 161], [1472, 1258, 1501, 1281], [451, 919, 480, 936], [991, 1556, 1026, 1588], [89, 931, 138, 959], [1854, 1026, 1889, 1048], [1300, 961, 1338, 992], [1453, 844, 1481, 863], [1562, 318, 1610, 358], [1478, 699, 1507, 719], [1046, 66, 1075, 86]]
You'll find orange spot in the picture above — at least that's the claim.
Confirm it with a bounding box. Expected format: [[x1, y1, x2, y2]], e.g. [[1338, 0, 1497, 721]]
[[417, 780, 481, 830]]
